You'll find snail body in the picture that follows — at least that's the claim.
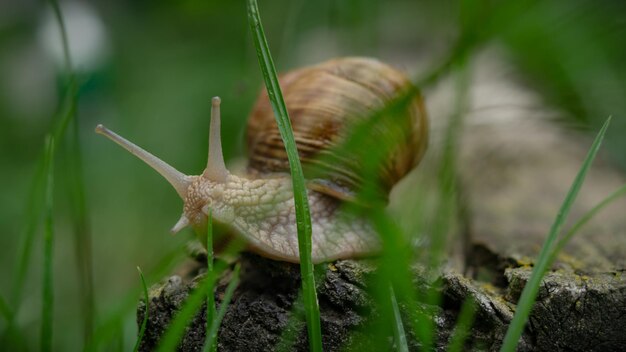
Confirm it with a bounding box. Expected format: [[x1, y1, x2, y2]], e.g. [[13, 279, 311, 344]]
[[96, 57, 427, 263]]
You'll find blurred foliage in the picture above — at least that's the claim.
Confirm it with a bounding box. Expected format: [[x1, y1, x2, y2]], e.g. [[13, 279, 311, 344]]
[[0, 0, 625, 350]]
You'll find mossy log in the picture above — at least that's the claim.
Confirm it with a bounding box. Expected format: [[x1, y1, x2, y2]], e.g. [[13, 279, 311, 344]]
[[137, 242, 625, 351]]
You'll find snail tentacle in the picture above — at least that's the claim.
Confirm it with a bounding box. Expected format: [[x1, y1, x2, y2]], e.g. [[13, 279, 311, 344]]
[[95, 124, 191, 199], [203, 96, 229, 182], [170, 214, 190, 234]]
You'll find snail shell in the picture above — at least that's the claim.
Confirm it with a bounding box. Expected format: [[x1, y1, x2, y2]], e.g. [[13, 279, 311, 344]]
[[96, 57, 428, 263], [247, 57, 428, 201]]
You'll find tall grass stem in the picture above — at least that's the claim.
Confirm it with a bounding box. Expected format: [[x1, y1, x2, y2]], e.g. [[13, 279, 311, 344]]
[[0, 294, 11, 322], [203, 211, 217, 352], [389, 285, 409, 352], [447, 297, 477, 352], [87, 248, 186, 350], [155, 277, 213, 351], [134, 267, 150, 352], [41, 136, 55, 352], [551, 183, 626, 262], [45, 0, 96, 345], [154, 238, 244, 352], [205, 264, 241, 351], [500, 116, 612, 352], [246, 1, 322, 351]]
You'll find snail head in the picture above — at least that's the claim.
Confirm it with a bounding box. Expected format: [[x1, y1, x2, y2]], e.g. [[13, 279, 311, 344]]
[[96, 96, 232, 234]]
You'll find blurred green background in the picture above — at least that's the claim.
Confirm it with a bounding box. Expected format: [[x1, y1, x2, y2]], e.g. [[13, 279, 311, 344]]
[[0, 0, 625, 350]]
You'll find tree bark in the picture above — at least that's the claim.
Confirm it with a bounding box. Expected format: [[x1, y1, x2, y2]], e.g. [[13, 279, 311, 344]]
[[137, 239, 626, 351]]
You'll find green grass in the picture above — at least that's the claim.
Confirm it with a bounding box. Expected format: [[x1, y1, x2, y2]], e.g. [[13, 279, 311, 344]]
[[9, 83, 82, 313], [324, 49, 470, 349], [66, 119, 95, 346], [317, 96, 424, 349], [203, 211, 217, 352], [154, 238, 245, 352], [9, 88, 81, 345], [275, 292, 306, 352], [10, 158, 45, 309], [205, 264, 241, 352], [87, 247, 187, 350], [447, 297, 477, 352], [41, 136, 55, 352], [132, 222, 240, 352], [500, 116, 612, 352], [277, 40, 463, 347], [155, 271, 219, 352], [551, 183, 626, 262], [389, 285, 409, 352], [0, 294, 11, 323], [11, 155, 45, 304], [8, 0, 93, 348], [154, 261, 239, 352], [246, 1, 322, 351], [134, 267, 150, 352], [48, 0, 94, 341]]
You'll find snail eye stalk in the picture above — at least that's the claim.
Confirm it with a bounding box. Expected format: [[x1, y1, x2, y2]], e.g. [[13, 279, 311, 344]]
[[203, 97, 229, 182], [95, 124, 191, 199]]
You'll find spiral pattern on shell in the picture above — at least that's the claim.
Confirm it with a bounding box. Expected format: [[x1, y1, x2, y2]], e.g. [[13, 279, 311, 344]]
[[246, 57, 428, 201]]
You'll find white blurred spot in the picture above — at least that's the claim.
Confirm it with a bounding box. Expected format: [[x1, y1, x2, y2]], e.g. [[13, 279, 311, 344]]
[[37, 1, 110, 72]]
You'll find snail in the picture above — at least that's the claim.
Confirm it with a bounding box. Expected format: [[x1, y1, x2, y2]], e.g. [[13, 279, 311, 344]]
[[96, 57, 428, 263]]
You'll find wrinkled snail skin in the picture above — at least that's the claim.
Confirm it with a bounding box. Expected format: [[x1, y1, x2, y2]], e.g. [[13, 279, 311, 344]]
[[180, 173, 379, 263], [96, 57, 427, 263]]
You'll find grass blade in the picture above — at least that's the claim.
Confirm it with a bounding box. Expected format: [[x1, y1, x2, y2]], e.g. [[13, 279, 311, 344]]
[[275, 292, 306, 352], [41, 136, 55, 352], [47, 0, 73, 73], [551, 183, 626, 262], [447, 297, 477, 352], [0, 294, 12, 323], [9, 0, 95, 347], [154, 248, 242, 352], [48, 0, 95, 344], [155, 277, 213, 352], [114, 319, 125, 351], [87, 247, 186, 350], [205, 264, 241, 351], [430, 58, 469, 266], [500, 116, 612, 352], [389, 285, 408, 352], [11, 89, 80, 313], [151, 238, 244, 351], [203, 211, 217, 352], [10, 158, 46, 306], [134, 267, 150, 352], [368, 207, 430, 350], [246, 1, 322, 351], [67, 119, 96, 347]]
